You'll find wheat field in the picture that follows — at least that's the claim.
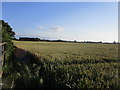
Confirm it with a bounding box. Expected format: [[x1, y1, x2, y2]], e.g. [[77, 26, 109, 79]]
[[13, 40, 119, 88]]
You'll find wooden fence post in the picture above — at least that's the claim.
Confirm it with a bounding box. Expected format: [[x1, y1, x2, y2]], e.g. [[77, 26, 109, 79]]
[[3, 43, 6, 66], [0, 42, 7, 66]]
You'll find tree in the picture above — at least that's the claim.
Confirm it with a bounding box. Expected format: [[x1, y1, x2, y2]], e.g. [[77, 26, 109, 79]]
[[113, 41, 116, 44], [74, 40, 76, 42], [0, 20, 15, 62], [1, 20, 15, 42]]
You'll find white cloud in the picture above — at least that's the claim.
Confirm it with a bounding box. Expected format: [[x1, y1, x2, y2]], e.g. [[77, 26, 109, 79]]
[[16, 33, 34, 36], [50, 27, 64, 32], [38, 25, 44, 30]]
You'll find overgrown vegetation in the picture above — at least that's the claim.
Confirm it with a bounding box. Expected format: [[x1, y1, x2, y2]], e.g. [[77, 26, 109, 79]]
[[2, 51, 44, 88]]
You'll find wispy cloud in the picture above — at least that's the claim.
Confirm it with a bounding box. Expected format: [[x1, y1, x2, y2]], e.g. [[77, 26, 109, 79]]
[[16, 32, 36, 36], [38, 25, 44, 30], [50, 27, 64, 32]]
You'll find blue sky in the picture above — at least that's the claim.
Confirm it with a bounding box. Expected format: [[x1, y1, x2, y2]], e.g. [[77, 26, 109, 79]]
[[0, 2, 1, 20], [2, 2, 118, 42]]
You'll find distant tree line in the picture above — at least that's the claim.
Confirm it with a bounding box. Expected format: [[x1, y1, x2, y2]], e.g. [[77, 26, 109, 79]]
[[19, 37, 40, 41], [18, 37, 102, 43], [82, 41, 102, 43], [17, 37, 119, 44], [19, 37, 69, 42]]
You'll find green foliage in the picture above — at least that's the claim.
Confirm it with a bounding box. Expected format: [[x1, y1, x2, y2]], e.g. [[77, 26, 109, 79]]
[[2, 53, 44, 88], [1, 20, 15, 40], [1, 20, 15, 62]]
